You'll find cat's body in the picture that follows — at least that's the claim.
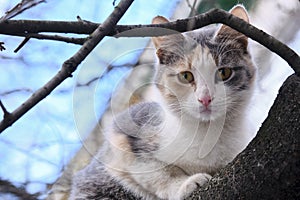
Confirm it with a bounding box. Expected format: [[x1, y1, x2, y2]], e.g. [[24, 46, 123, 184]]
[[70, 5, 256, 200]]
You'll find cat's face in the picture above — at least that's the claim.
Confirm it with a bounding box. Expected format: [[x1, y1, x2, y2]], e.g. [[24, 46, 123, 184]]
[[152, 6, 256, 121]]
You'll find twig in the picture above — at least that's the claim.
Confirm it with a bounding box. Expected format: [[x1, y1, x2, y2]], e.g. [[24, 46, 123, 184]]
[[0, 42, 5, 51], [0, 88, 33, 96], [27, 33, 87, 45], [14, 37, 30, 52], [76, 63, 134, 87], [0, 100, 11, 119], [15, 33, 87, 47], [0, 0, 134, 133], [0, 0, 46, 21], [186, 0, 198, 16]]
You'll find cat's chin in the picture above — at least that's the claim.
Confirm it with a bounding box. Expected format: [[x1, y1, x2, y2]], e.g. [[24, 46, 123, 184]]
[[187, 107, 224, 122], [199, 110, 214, 121]]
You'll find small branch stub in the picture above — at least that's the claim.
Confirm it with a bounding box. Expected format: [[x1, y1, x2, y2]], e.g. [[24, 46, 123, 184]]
[[0, 100, 11, 119], [0, 42, 5, 51]]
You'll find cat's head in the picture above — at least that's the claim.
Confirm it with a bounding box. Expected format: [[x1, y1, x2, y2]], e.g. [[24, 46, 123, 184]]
[[152, 5, 256, 121]]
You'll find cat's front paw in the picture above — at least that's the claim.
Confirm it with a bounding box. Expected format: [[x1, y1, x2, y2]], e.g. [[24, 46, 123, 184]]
[[176, 173, 211, 200]]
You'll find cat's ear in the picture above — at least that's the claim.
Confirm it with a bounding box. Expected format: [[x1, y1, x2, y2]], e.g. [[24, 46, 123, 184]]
[[151, 16, 185, 49], [152, 16, 185, 65], [151, 16, 170, 48], [215, 5, 249, 49]]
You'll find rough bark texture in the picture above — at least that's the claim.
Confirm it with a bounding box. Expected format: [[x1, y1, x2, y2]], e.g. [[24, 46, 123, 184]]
[[67, 74, 300, 199]]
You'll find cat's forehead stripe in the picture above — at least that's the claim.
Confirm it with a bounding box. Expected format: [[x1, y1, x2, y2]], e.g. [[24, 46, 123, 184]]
[[190, 46, 216, 71]]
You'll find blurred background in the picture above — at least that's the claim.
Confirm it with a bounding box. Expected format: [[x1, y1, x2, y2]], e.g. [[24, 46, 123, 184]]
[[0, 0, 299, 199]]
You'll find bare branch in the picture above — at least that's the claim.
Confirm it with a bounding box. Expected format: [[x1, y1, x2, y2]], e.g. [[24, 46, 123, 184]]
[[186, 0, 198, 16], [0, 0, 46, 21], [76, 63, 134, 87], [0, 9, 299, 75], [0, 0, 134, 133], [0, 20, 99, 35], [0, 6, 299, 133], [0, 179, 38, 200], [13, 33, 87, 51], [25, 33, 87, 45], [14, 37, 30, 52]]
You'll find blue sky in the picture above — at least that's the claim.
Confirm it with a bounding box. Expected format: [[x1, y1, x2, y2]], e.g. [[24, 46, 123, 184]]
[[0, 0, 180, 197]]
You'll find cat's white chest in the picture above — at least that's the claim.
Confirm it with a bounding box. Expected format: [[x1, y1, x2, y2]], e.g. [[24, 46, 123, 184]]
[[156, 114, 245, 175], [173, 137, 227, 175]]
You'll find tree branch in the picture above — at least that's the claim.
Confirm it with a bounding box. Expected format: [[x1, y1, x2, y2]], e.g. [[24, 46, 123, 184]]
[[0, 7, 299, 134], [0, 0, 46, 21], [0, 0, 134, 133], [1, 8, 299, 75], [0, 179, 38, 200], [13, 33, 87, 52], [14, 36, 30, 52]]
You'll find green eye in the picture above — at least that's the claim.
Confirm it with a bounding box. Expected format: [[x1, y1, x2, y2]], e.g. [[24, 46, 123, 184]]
[[216, 67, 233, 81], [178, 71, 194, 84]]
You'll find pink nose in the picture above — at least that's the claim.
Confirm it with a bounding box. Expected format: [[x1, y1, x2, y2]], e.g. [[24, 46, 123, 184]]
[[198, 96, 212, 107]]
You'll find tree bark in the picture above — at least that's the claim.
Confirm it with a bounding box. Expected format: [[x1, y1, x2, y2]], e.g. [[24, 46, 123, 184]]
[[66, 74, 300, 199]]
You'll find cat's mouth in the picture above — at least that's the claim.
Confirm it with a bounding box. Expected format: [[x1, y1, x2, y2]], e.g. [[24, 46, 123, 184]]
[[185, 105, 219, 121], [197, 105, 226, 121], [200, 107, 212, 115]]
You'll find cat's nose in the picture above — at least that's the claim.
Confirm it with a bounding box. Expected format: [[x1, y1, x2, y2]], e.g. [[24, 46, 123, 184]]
[[198, 96, 212, 107]]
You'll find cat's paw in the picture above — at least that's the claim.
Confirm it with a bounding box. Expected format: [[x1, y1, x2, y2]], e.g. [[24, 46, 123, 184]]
[[175, 173, 211, 200]]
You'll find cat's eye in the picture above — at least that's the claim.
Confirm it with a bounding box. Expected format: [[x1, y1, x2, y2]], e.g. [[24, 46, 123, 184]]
[[216, 67, 233, 81], [178, 71, 194, 84]]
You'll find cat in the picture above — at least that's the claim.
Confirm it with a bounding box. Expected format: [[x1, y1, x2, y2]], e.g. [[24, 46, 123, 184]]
[[70, 5, 256, 200]]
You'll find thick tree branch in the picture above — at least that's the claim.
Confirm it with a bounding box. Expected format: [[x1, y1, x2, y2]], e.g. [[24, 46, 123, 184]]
[[0, 0, 134, 133], [1, 8, 299, 75]]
